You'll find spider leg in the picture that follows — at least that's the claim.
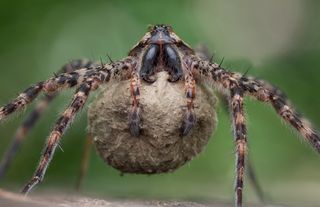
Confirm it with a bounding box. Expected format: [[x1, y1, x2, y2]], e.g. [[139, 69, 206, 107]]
[[189, 56, 320, 152], [0, 59, 97, 180], [181, 69, 196, 136], [21, 78, 102, 194], [229, 86, 247, 207], [0, 71, 87, 121], [0, 58, 136, 194], [188, 55, 320, 206], [129, 66, 141, 136], [194, 46, 266, 202], [0, 58, 134, 121], [0, 94, 54, 179], [241, 76, 320, 152], [0, 83, 44, 121]]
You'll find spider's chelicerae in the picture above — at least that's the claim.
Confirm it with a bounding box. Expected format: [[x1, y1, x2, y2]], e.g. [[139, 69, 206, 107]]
[[0, 24, 319, 207]]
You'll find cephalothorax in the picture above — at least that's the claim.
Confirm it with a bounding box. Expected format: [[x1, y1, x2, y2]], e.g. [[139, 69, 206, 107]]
[[0, 24, 319, 207]]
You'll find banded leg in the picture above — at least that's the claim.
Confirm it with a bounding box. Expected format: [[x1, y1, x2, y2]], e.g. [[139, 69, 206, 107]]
[[0, 57, 134, 122], [194, 47, 266, 202], [189, 56, 320, 153], [21, 79, 101, 194], [0, 59, 97, 180], [0, 94, 54, 179], [229, 86, 247, 207], [19, 59, 135, 194], [129, 66, 141, 137], [181, 70, 196, 136], [0, 83, 44, 121], [241, 76, 320, 152], [0, 70, 89, 121]]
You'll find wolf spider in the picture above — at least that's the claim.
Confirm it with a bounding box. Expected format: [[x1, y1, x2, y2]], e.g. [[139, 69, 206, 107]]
[[0, 24, 319, 207]]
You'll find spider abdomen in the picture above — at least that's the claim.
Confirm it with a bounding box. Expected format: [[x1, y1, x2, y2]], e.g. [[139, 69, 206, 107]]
[[88, 71, 217, 174]]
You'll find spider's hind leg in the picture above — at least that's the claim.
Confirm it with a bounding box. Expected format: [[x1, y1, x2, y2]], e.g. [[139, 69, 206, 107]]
[[129, 66, 142, 137], [0, 59, 97, 180]]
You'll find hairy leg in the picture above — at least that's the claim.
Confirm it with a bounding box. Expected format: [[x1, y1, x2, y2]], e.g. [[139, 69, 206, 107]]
[[188, 55, 320, 153], [187, 55, 320, 206], [241, 76, 320, 152], [181, 70, 196, 136], [129, 66, 141, 136], [194, 47, 265, 202], [19, 58, 135, 194], [0, 94, 54, 179], [21, 78, 102, 194], [0, 57, 135, 194], [229, 86, 247, 207], [0, 59, 97, 180], [0, 57, 134, 122]]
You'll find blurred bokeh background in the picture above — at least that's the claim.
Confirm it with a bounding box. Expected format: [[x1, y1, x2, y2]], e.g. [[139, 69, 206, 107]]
[[0, 0, 320, 206]]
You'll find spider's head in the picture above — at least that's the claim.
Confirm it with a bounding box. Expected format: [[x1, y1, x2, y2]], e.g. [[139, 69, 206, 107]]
[[129, 24, 193, 56]]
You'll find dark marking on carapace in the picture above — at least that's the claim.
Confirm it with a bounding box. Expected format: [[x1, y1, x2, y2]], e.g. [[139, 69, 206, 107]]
[[131, 25, 193, 83]]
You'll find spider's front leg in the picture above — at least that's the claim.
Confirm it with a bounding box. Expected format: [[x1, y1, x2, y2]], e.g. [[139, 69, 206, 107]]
[[189, 55, 320, 206], [20, 79, 99, 194], [194, 46, 266, 203], [194, 56, 320, 152], [0, 58, 134, 121], [187, 57, 249, 206], [20, 58, 136, 194], [0, 67, 94, 121], [0, 59, 97, 180], [0, 57, 135, 194]]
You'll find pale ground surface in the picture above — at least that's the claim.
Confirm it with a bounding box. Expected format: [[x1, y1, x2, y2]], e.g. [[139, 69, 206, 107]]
[[0, 188, 290, 207]]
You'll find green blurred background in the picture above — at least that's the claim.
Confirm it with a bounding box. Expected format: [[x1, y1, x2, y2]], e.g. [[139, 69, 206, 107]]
[[1, 0, 320, 206]]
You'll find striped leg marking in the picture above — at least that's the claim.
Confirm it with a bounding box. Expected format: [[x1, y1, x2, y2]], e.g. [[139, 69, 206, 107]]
[[17, 58, 135, 194], [21, 80, 98, 194], [0, 94, 54, 179], [0, 59, 97, 180], [0, 57, 135, 122], [181, 71, 196, 136], [240, 76, 320, 153], [191, 56, 320, 153], [0, 70, 90, 121], [129, 66, 141, 137], [230, 86, 247, 207], [0, 83, 44, 121], [190, 55, 320, 206]]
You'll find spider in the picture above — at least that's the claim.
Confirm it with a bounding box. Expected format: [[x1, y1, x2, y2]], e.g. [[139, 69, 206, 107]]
[[0, 24, 319, 207]]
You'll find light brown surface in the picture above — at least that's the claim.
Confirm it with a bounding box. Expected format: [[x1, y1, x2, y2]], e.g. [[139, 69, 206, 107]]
[[0, 189, 266, 207], [88, 71, 217, 174]]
